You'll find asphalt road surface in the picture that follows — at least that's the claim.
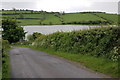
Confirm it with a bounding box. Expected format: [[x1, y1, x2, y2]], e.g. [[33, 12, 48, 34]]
[[9, 47, 109, 78]]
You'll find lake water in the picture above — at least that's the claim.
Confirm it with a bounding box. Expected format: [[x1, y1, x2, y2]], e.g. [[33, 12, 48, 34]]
[[23, 25, 102, 36]]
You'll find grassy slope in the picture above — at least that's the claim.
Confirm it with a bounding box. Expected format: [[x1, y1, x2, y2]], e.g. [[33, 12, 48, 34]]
[[3, 14, 44, 18], [2, 40, 10, 78], [42, 14, 61, 25], [94, 13, 118, 24], [17, 19, 41, 25], [61, 13, 105, 23], [32, 27, 119, 77], [2, 13, 61, 25], [1, 10, 118, 25]]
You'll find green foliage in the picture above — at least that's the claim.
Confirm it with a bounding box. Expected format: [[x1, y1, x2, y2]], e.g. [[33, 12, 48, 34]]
[[2, 19, 26, 43], [62, 20, 110, 25], [19, 14, 24, 18], [34, 27, 120, 61], [32, 32, 42, 40], [27, 34, 34, 42], [61, 13, 105, 23], [2, 40, 10, 78], [1, 10, 118, 25], [27, 32, 42, 40], [94, 13, 118, 25], [2, 40, 10, 50]]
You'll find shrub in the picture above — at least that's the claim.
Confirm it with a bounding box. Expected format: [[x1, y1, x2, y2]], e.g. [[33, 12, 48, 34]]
[[2, 40, 10, 78], [34, 27, 120, 61], [2, 19, 26, 43]]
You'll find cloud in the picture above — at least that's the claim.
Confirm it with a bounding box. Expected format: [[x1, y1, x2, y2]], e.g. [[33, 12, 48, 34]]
[[36, 0, 93, 12], [1, 0, 119, 13], [2, 0, 119, 2]]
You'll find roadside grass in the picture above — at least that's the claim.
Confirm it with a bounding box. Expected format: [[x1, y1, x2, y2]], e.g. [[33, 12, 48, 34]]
[[2, 50, 11, 78], [0, 57, 1, 80], [2, 40, 11, 78], [14, 45, 119, 78]]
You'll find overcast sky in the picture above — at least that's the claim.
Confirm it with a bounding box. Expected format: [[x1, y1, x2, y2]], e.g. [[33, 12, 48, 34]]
[[1, 0, 119, 14]]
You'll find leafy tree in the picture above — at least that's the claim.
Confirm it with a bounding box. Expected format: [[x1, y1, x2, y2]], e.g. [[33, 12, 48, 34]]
[[12, 8, 16, 14], [2, 19, 26, 43], [33, 32, 42, 40], [2, 9, 4, 11], [12, 8, 16, 11], [31, 10, 34, 14]]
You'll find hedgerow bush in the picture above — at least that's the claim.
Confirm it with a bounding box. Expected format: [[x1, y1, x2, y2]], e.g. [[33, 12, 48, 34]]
[[62, 20, 111, 25], [34, 27, 120, 61], [2, 40, 10, 78]]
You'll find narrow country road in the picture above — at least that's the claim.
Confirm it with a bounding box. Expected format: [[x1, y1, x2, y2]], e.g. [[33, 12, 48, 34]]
[[9, 47, 109, 78]]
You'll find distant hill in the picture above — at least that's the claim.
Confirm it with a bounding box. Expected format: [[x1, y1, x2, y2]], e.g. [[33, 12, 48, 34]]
[[0, 10, 118, 25]]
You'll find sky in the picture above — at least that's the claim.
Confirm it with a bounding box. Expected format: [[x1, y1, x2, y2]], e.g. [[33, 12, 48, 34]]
[[1, 0, 120, 14]]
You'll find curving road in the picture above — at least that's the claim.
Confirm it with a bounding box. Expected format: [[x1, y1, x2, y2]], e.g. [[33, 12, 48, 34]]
[[9, 47, 109, 78]]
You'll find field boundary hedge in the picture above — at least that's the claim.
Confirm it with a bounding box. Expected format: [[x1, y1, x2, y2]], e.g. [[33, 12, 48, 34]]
[[34, 27, 120, 61]]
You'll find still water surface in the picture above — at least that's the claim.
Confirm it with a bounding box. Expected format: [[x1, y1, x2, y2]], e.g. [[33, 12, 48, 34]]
[[23, 25, 101, 35]]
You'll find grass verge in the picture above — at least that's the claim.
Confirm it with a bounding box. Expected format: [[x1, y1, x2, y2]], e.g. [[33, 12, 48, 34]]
[[2, 40, 11, 79], [14, 45, 119, 78], [2, 48, 11, 78]]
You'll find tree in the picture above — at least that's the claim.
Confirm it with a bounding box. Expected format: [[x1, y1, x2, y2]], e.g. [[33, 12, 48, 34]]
[[27, 32, 42, 42], [12, 8, 16, 11], [2, 19, 26, 43], [2, 9, 4, 11], [12, 8, 16, 14], [31, 10, 34, 14], [33, 32, 42, 40]]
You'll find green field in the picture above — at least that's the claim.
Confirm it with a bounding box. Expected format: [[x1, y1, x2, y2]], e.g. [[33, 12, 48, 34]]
[[93, 13, 118, 24], [1, 10, 118, 25], [1, 10, 40, 14], [3, 14, 44, 18], [61, 13, 105, 23]]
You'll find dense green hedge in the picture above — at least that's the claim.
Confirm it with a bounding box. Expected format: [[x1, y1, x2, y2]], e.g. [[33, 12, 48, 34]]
[[2, 40, 10, 50], [2, 40, 10, 78], [62, 20, 111, 25], [34, 27, 120, 61]]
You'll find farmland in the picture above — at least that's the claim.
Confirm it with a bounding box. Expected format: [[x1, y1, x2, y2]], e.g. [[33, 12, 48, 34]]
[[93, 13, 118, 24], [1, 10, 119, 78], [1, 10, 118, 25]]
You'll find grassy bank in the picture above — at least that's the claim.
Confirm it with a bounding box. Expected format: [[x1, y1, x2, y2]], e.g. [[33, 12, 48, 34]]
[[32, 26, 119, 77], [14, 45, 118, 77], [2, 40, 10, 78], [34, 27, 120, 61]]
